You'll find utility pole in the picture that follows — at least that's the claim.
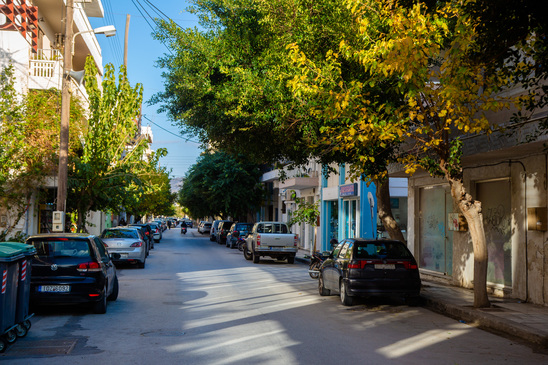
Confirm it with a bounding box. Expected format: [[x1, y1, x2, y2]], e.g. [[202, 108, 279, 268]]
[[57, 0, 74, 222], [124, 14, 130, 67]]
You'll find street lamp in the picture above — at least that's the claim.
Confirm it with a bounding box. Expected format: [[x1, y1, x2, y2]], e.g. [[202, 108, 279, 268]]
[[72, 25, 117, 55]]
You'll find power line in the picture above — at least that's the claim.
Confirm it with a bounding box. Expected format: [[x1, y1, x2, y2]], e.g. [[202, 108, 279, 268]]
[[142, 114, 201, 144], [131, 0, 174, 54]]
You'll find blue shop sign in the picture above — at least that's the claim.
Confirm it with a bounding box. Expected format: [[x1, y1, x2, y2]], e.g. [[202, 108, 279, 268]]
[[340, 183, 358, 197]]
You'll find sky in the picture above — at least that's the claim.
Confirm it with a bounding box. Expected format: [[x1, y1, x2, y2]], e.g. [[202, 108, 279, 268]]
[[89, 0, 202, 179]]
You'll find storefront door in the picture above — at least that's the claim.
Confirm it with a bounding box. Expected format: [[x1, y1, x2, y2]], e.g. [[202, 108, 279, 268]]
[[477, 179, 512, 287], [419, 186, 453, 275], [343, 200, 357, 238]]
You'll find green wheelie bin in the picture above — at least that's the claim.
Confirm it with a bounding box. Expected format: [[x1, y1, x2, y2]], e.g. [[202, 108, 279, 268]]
[[0, 243, 25, 352], [0, 242, 36, 339]]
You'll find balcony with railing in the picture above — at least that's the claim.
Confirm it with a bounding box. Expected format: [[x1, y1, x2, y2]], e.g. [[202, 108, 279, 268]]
[[28, 49, 90, 107], [28, 49, 63, 90]]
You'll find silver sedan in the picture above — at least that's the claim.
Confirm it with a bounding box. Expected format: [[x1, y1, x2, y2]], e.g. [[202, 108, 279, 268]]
[[101, 227, 147, 268]]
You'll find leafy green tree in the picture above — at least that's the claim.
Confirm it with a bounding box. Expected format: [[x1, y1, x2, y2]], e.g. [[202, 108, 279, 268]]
[[178, 151, 263, 220], [0, 66, 85, 239], [68, 58, 150, 230], [0, 65, 28, 238], [124, 159, 177, 219], [287, 0, 543, 307]]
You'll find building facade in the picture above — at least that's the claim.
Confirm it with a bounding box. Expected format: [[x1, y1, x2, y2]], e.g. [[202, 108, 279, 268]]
[[0, 0, 110, 237], [398, 103, 548, 306]]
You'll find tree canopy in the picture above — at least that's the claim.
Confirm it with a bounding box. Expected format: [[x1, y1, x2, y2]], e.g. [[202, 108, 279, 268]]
[[154, 0, 546, 307], [178, 151, 264, 220]]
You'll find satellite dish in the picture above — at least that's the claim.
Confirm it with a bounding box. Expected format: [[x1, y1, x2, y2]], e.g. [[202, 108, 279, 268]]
[[69, 70, 85, 85]]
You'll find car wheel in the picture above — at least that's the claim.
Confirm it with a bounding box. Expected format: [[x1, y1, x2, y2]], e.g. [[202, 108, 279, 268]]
[[319, 275, 330, 296], [243, 246, 252, 260], [252, 250, 260, 264], [108, 275, 119, 301], [340, 280, 354, 306], [287, 255, 295, 264], [93, 288, 108, 314]]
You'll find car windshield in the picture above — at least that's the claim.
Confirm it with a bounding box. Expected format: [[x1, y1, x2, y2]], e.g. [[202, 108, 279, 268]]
[[235, 224, 252, 231], [29, 239, 91, 258], [354, 241, 413, 259], [101, 229, 139, 239], [257, 223, 288, 233]]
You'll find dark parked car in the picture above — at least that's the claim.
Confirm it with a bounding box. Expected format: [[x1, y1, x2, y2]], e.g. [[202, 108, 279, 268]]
[[216, 221, 233, 245], [128, 223, 153, 251], [318, 238, 421, 306], [25, 233, 119, 314], [226, 222, 253, 248]]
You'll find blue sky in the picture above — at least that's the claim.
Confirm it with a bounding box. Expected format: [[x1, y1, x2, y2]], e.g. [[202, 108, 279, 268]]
[[89, 0, 202, 179]]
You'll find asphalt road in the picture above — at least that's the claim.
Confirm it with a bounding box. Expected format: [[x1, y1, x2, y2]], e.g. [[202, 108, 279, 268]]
[[2, 228, 547, 364]]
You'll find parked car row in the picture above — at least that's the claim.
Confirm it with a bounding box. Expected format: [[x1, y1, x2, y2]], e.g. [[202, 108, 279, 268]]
[[24, 221, 167, 314]]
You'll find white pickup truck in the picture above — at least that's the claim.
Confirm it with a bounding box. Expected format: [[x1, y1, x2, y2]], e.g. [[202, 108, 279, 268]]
[[243, 222, 298, 264]]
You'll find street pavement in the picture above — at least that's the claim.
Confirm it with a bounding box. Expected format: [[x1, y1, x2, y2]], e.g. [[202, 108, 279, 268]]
[[294, 248, 548, 350]]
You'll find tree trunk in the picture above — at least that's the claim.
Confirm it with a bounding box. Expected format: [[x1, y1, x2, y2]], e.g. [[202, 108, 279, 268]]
[[375, 178, 406, 242], [449, 178, 490, 308]]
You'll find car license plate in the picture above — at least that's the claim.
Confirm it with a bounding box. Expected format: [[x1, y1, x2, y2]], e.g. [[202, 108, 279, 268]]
[[375, 264, 395, 270], [120, 253, 128, 258], [269, 247, 282, 251], [38, 285, 70, 293]]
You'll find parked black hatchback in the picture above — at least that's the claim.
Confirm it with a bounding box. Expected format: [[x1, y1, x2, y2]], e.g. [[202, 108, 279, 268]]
[[319, 238, 421, 306], [25, 233, 119, 314]]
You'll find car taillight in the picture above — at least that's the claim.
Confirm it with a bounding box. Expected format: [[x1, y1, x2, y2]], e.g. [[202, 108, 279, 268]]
[[77, 261, 102, 272], [294, 235, 298, 246], [257, 234, 261, 246], [348, 260, 377, 269], [130, 241, 142, 247], [400, 261, 418, 270], [348, 261, 362, 269]]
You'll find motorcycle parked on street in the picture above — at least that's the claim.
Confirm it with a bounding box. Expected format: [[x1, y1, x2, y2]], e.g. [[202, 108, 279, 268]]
[[237, 236, 247, 251], [307, 251, 326, 279]]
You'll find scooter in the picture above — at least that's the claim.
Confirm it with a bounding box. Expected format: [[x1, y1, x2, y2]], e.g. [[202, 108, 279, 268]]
[[308, 251, 325, 279], [237, 236, 246, 251], [181, 227, 187, 234]]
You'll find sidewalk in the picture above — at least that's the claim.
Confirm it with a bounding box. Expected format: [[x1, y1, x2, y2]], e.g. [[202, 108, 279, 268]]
[[295, 248, 548, 349]]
